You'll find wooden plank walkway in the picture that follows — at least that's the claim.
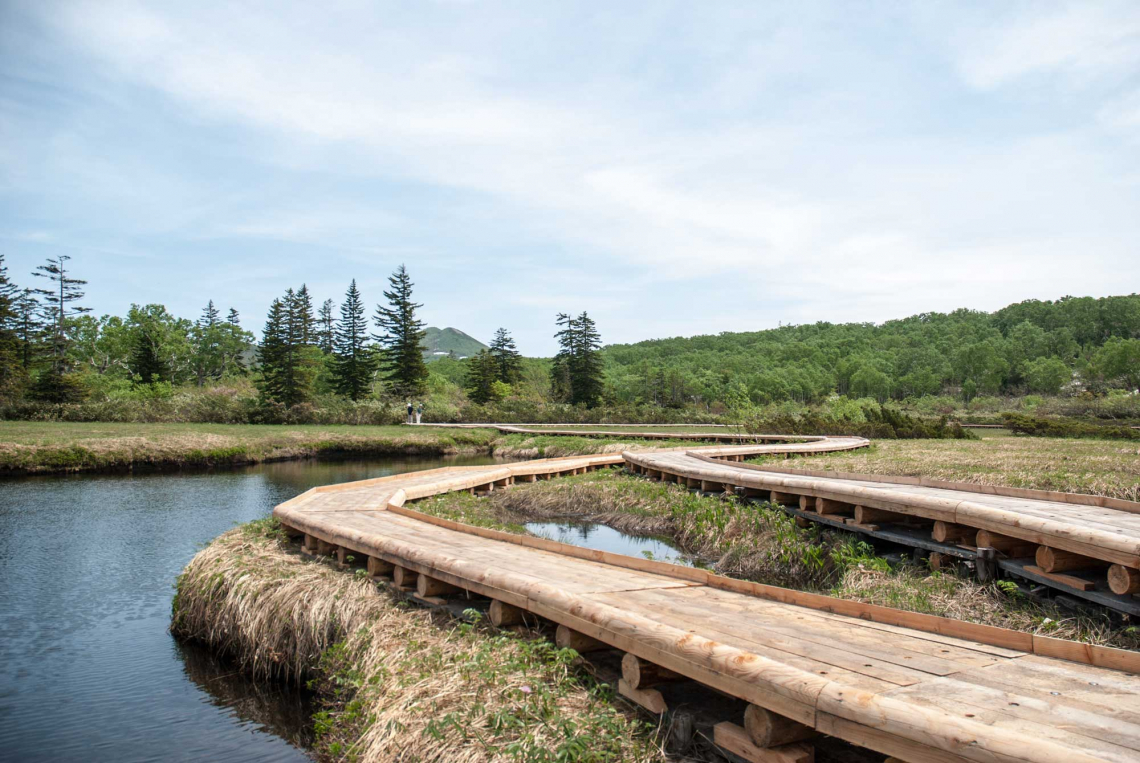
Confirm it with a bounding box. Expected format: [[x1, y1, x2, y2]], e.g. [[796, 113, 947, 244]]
[[275, 432, 1140, 763]]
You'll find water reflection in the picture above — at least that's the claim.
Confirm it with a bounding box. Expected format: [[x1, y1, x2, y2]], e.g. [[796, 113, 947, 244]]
[[525, 521, 692, 566], [0, 454, 497, 762]]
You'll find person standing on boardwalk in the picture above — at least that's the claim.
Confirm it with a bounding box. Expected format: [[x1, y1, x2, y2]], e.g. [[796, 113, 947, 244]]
[[415, 402, 424, 424], [406, 400, 413, 424]]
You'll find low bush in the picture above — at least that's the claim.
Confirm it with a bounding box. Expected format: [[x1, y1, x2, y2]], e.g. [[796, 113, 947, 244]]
[[1001, 413, 1140, 440]]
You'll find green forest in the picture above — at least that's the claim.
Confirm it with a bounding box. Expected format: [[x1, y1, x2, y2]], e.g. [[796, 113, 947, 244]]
[[1, 253, 1137, 428]]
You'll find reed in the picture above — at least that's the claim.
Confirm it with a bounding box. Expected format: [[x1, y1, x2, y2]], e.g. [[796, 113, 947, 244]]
[[172, 520, 667, 762]]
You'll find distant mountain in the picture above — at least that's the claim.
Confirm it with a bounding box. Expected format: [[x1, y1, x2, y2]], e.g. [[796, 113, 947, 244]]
[[421, 327, 488, 361]]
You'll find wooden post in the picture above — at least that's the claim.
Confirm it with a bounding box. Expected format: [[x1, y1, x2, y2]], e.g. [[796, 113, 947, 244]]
[[336, 546, 353, 566], [392, 565, 418, 588], [744, 704, 815, 747], [975, 530, 1036, 558], [1036, 546, 1109, 573], [932, 521, 974, 544], [316, 538, 337, 556], [976, 547, 996, 584], [417, 575, 461, 598], [1108, 564, 1140, 595], [798, 495, 816, 512], [770, 491, 798, 506], [367, 556, 394, 578], [617, 679, 668, 713], [555, 624, 608, 653], [815, 498, 851, 516], [302, 534, 318, 554], [621, 653, 682, 689], [489, 599, 524, 627]]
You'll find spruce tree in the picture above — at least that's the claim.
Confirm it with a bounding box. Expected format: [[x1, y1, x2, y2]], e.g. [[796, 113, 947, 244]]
[[373, 264, 428, 396], [551, 311, 604, 407], [489, 327, 522, 384], [224, 308, 248, 373], [465, 349, 500, 404], [332, 280, 376, 400], [130, 322, 170, 385], [0, 255, 21, 394], [317, 298, 335, 354], [273, 287, 317, 406], [14, 288, 41, 371], [200, 300, 221, 328], [257, 298, 287, 402], [31, 254, 89, 374]]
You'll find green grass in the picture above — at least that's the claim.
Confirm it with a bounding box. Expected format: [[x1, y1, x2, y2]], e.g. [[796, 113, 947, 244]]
[[752, 434, 1140, 502], [0, 421, 698, 475], [414, 469, 1139, 650]]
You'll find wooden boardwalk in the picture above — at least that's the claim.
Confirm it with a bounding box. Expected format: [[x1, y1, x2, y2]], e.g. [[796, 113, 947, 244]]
[[276, 432, 1140, 763]]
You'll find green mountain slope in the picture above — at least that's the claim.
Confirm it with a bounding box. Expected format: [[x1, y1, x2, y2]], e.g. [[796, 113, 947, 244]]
[[421, 327, 488, 361]]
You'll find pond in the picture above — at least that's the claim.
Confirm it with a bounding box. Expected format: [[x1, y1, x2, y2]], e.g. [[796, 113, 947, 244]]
[[525, 521, 693, 566], [0, 455, 498, 762]]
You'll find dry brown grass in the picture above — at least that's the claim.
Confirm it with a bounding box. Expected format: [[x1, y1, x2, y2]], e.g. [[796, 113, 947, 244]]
[[768, 433, 1140, 501], [172, 521, 666, 763]]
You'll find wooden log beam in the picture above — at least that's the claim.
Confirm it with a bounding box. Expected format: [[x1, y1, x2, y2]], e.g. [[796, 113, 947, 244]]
[[489, 599, 524, 627], [1036, 546, 1109, 573], [744, 704, 816, 748], [392, 565, 418, 588], [555, 624, 608, 653], [814, 498, 852, 516], [798, 495, 817, 512], [367, 556, 394, 578], [316, 538, 337, 556], [617, 679, 667, 713], [621, 653, 682, 689], [713, 722, 814, 763], [975, 530, 1036, 558], [770, 491, 799, 506], [1109, 564, 1140, 595], [302, 534, 318, 554], [417, 574, 462, 598], [853, 505, 903, 524], [932, 521, 974, 544]]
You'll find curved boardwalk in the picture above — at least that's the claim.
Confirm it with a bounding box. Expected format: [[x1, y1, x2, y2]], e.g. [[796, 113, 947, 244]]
[[276, 428, 1140, 763]]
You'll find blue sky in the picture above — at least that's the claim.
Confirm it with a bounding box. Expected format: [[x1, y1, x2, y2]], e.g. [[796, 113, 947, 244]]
[[1, 1, 1138, 355]]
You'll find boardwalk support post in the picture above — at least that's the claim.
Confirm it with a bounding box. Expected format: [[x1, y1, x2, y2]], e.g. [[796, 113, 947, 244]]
[[489, 600, 524, 627]]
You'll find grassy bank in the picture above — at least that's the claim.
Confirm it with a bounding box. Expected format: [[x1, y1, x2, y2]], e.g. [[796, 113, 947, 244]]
[[416, 469, 1139, 650], [752, 431, 1140, 502], [172, 522, 666, 762], [0, 422, 693, 476]]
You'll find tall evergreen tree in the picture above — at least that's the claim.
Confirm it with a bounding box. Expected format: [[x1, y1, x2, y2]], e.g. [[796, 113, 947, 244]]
[[294, 284, 315, 344], [331, 280, 376, 400], [0, 255, 21, 394], [225, 307, 249, 373], [32, 254, 89, 374], [464, 349, 500, 404], [14, 288, 42, 371], [129, 321, 170, 385], [257, 298, 287, 403], [552, 311, 604, 407], [489, 327, 522, 384], [317, 298, 335, 354], [373, 264, 428, 396], [199, 300, 221, 328]]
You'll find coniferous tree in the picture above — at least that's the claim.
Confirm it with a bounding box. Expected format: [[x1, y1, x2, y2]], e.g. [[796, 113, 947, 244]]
[[32, 254, 89, 374], [489, 327, 522, 384], [257, 298, 287, 403], [331, 280, 376, 400], [224, 308, 249, 373], [465, 349, 501, 404], [129, 321, 170, 385], [373, 265, 428, 396], [200, 300, 221, 328], [317, 298, 335, 354], [14, 288, 42, 371], [294, 284, 315, 344], [552, 311, 604, 407], [0, 255, 21, 395]]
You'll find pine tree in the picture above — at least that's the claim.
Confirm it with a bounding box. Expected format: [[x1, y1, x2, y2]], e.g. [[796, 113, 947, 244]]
[[551, 311, 604, 407], [317, 298, 335, 354], [32, 254, 89, 374], [14, 288, 42, 371], [489, 327, 522, 384], [332, 280, 376, 400], [130, 321, 170, 385], [0, 255, 22, 394], [257, 298, 287, 403], [199, 300, 221, 329], [271, 287, 317, 406], [224, 308, 249, 373], [294, 284, 315, 344], [373, 265, 428, 396], [465, 349, 501, 404]]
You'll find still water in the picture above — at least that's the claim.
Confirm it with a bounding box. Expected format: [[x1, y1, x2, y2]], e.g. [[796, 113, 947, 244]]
[[525, 522, 692, 566], [0, 456, 497, 762]]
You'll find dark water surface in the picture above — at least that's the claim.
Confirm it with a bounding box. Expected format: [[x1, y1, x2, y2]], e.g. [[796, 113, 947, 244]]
[[525, 521, 691, 565], [0, 455, 497, 762]]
